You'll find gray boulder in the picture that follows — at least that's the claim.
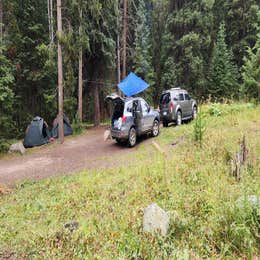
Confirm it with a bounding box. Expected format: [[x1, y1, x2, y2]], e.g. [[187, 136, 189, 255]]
[[236, 195, 260, 210], [143, 203, 170, 236], [9, 142, 26, 155]]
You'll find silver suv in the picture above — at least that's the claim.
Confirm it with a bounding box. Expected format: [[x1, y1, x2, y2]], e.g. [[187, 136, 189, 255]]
[[106, 94, 160, 147], [159, 88, 197, 127]]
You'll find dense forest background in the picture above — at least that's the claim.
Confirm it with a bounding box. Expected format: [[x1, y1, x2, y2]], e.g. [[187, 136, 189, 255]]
[[0, 0, 259, 142]]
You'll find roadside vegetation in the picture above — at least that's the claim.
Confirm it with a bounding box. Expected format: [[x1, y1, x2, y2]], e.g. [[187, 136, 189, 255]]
[[0, 102, 259, 258]]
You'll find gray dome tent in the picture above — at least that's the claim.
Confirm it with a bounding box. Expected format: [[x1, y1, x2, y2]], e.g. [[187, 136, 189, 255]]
[[52, 114, 73, 138], [23, 116, 51, 148]]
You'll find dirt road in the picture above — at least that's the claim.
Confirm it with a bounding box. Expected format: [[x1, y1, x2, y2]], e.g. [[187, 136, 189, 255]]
[[0, 127, 150, 187]]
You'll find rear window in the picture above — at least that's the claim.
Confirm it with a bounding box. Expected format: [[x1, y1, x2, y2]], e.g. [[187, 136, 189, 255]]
[[160, 93, 171, 104]]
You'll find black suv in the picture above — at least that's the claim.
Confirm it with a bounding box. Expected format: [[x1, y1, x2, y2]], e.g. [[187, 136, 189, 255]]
[[159, 88, 197, 127]]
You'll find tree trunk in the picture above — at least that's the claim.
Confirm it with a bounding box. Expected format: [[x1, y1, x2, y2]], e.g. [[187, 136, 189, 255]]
[[78, 47, 83, 122], [78, 8, 83, 122], [122, 0, 127, 80], [94, 84, 100, 126], [50, 0, 54, 45], [117, 0, 121, 84], [0, 0, 3, 43], [57, 0, 64, 143], [47, 0, 54, 46]]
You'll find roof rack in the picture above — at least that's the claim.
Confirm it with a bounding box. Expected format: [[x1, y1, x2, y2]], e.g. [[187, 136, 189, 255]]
[[170, 87, 181, 90]]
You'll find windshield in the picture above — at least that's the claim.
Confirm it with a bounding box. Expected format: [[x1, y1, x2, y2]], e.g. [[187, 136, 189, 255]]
[[160, 93, 171, 104]]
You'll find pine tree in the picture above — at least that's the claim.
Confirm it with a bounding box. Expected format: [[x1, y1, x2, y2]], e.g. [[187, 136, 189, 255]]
[[133, 0, 154, 103], [0, 45, 15, 139], [241, 33, 260, 102], [209, 22, 239, 99]]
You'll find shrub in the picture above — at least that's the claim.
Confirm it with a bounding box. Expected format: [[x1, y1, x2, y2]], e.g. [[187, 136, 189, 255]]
[[72, 113, 83, 135], [193, 112, 206, 147], [208, 103, 223, 117]]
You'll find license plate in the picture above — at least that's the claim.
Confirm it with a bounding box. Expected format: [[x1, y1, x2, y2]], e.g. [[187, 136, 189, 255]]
[[163, 112, 167, 115]]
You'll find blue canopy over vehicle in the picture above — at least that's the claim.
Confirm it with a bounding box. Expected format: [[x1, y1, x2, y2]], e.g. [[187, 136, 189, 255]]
[[117, 72, 149, 97]]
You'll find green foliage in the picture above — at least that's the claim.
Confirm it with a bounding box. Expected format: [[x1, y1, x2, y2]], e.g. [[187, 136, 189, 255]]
[[0, 139, 10, 153], [0, 46, 15, 140], [1, 0, 259, 138], [241, 34, 260, 102], [209, 22, 239, 99], [72, 113, 83, 135], [208, 103, 223, 117], [193, 112, 206, 147]]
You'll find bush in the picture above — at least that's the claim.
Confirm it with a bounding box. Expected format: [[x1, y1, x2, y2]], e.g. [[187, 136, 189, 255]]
[[72, 113, 83, 135], [0, 139, 10, 153], [193, 112, 206, 147], [208, 103, 223, 117]]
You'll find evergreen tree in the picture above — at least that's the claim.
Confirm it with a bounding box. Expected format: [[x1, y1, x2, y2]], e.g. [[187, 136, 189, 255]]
[[241, 33, 260, 102], [209, 22, 239, 99], [133, 0, 154, 103], [0, 45, 15, 140]]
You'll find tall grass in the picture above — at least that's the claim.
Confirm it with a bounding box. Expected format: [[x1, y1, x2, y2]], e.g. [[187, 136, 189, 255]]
[[0, 103, 259, 258]]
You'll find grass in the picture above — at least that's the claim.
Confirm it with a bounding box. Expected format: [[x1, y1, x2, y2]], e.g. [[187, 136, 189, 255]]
[[0, 102, 259, 259]]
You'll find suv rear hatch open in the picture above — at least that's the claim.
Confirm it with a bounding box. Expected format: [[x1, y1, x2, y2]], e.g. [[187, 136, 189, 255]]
[[105, 94, 126, 130]]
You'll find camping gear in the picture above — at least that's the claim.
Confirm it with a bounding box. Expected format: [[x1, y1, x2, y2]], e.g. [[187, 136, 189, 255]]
[[117, 72, 149, 97], [23, 117, 51, 148], [52, 114, 73, 138]]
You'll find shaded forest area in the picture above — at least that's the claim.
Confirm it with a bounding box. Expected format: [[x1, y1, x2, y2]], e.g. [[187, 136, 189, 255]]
[[0, 0, 259, 142]]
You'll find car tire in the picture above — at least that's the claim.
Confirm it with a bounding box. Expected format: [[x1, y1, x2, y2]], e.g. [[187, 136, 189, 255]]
[[176, 111, 182, 126], [163, 121, 168, 127], [192, 106, 197, 119], [152, 120, 160, 137], [127, 127, 137, 147]]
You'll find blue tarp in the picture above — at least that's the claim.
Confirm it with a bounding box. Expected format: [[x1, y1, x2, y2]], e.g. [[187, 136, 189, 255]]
[[117, 72, 149, 97]]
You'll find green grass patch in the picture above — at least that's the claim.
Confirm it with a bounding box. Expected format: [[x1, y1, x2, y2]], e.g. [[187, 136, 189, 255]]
[[0, 103, 259, 258]]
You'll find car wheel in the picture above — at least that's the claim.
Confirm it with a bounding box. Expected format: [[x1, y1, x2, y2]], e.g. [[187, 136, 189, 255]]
[[176, 111, 182, 126], [163, 121, 168, 127], [127, 127, 136, 147], [152, 120, 160, 137], [192, 106, 197, 119]]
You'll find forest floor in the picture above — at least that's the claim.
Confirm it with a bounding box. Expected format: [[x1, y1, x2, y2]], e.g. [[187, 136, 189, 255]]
[[0, 126, 154, 187]]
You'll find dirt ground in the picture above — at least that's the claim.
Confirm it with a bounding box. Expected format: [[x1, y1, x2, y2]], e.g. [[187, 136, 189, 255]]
[[0, 126, 151, 187]]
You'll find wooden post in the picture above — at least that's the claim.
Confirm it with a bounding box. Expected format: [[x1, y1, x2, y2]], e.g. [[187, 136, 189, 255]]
[[122, 0, 127, 80], [57, 0, 64, 143]]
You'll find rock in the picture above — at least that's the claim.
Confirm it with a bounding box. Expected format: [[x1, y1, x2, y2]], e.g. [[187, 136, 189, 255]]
[[143, 203, 170, 236], [65, 221, 78, 232], [9, 142, 26, 155], [238, 195, 260, 208], [104, 129, 112, 141]]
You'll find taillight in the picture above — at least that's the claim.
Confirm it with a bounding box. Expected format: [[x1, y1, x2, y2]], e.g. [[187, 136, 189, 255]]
[[122, 116, 127, 122], [170, 102, 174, 112]]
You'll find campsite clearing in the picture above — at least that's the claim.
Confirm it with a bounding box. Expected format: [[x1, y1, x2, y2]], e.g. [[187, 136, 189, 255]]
[[0, 126, 152, 187]]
